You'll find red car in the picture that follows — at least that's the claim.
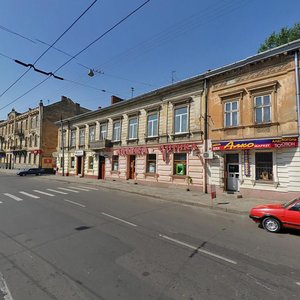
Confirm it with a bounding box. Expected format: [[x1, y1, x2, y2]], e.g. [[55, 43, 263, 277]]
[[249, 197, 300, 233]]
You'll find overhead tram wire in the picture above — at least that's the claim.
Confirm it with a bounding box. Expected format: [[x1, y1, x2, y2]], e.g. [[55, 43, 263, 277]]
[[0, 0, 151, 112], [0, 0, 98, 99]]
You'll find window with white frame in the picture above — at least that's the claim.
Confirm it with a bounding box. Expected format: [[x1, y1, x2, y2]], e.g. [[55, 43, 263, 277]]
[[79, 128, 85, 146], [70, 130, 76, 147], [89, 126, 95, 143], [100, 124, 107, 140], [147, 113, 158, 137], [254, 95, 271, 123], [112, 121, 121, 141], [112, 155, 119, 171], [128, 117, 138, 140], [224, 100, 238, 127], [174, 107, 188, 134]]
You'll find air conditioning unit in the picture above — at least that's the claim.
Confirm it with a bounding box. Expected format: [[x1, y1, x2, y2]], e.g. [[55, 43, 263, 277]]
[[203, 151, 214, 159]]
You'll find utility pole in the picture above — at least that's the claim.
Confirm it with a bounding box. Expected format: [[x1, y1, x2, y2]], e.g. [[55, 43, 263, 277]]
[[60, 116, 65, 176]]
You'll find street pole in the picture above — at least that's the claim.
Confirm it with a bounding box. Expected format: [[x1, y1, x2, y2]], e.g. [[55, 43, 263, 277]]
[[60, 117, 65, 176]]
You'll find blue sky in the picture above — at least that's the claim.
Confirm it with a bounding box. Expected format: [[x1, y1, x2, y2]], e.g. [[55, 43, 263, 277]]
[[0, 0, 299, 119]]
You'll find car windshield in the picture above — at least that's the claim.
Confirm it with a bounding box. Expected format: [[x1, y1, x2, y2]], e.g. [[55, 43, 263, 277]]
[[282, 198, 300, 208]]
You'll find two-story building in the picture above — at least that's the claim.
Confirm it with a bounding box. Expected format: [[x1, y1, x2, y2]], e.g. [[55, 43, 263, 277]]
[[206, 41, 300, 200], [56, 80, 206, 190], [0, 96, 89, 170]]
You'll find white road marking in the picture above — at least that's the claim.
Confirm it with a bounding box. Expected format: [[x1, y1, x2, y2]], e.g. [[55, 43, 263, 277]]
[[19, 191, 40, 199], [78, 185, 98, 191], [159, 234, 237, 265], [46, 188, 68, 195], [0, 272, 14, 300], [63, 199, 86, 207], [101, 212, 137, 227], [69, 186, 90, 191], [0, 201, 2, 204], [296, 282, 300, 286], [33, 190, 55, 196], [58, 187, 79, 193], [3, 193, 23, 201]]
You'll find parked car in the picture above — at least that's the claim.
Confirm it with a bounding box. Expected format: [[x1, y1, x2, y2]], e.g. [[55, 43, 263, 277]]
[[249, 197, 300, 233], [17, 168, 45, 176]]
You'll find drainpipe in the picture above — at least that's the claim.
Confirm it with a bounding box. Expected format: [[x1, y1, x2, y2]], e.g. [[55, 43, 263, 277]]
[[203, 78, 208, 193], [60, 117, 65, 176], [295, 51, 300, 136]]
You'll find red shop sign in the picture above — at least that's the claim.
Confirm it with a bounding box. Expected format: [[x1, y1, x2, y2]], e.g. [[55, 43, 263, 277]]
[[159, 143, 198, 161], [116, 147, 148, 156]]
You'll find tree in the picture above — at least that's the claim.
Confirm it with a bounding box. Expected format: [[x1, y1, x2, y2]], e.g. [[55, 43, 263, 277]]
[[258, 22, 300, 53]]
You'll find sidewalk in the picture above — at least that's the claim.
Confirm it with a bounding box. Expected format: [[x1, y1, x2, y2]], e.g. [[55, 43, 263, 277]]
[[1, 169, 282, 215]]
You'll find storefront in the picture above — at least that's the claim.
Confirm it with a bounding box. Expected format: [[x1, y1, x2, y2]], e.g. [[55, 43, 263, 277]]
[[209, 137, 300, 200]]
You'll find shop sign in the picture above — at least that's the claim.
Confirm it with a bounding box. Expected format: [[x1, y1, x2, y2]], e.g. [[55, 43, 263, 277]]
[[244, 150, 251, 177], [75, 150, 84, 156], [212, 137, 298, 151], [116, 147, 148, 156], [159, 143, 198, 161], [30, 149, 43, 155]]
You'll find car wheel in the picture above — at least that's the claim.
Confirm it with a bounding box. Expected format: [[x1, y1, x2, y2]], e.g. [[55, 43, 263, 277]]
[[262, 217, 281, 233]]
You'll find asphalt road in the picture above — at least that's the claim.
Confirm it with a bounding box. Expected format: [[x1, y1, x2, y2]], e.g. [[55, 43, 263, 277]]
[[0, 174, 299, 300]]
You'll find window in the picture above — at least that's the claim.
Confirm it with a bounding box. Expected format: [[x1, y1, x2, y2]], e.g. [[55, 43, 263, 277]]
[[25, 119, 28, 130], [29, 136, 32, 147], [79, 128, 85, 146], [128, 117, 138, 140], [147, 113, 158, 137], [224, 100, 238, 127], [34, 135, 38, 147], [88, 156, 94, 169], [112, 155, 119, 171], [70, 130, 76, 147], [113, 121, 121, 141], [100, 124, 107, 140], [147, 154, 156, 173], [70, 157, 75, 169], [89, 126, 95, 143], [174, 107, 188, 134], [33, 154, 36, 164], [173, 153, 187, 175], [255, 152, 273, 181], [254, 95, 271, 123]]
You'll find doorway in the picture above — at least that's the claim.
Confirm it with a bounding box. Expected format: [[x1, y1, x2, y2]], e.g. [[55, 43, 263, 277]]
[[77, 156, 82, 176], [128, 155, 136, 179], [98, 156, 105, 179], [226, 153, 239, 191]]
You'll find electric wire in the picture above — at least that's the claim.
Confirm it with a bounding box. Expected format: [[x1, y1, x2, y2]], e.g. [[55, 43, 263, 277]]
[[0, 0, 151, 112], [0, 0, 98, 99]]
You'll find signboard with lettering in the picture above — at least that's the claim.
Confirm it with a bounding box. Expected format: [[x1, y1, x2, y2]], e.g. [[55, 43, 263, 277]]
[[116, 147, 148, 156], [159, 143, 198, 161], [212, 137, 298, 151]]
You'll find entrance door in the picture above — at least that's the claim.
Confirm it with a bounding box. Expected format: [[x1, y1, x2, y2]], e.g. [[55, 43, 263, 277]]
[[227, 163, 239, 191], [98, 156, 105, 179], [77, 156, 82, 175], [128, 155, 136, 179]]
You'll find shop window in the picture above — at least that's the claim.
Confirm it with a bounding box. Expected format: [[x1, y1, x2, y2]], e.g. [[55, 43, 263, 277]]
[[173, 153, 187, 175], [174, 107, 188, 134], [70, 130, 76, 147], [254, 95, 271, 123], [255, 152, 273, 181], [147, 113, 158, 137], [147, 154, 156, 173], [79, 128, 85, 146], [224, 100, 238, 127], [88, 156, 94, 169], [60, 157, 64, 168], [89, 126, 95, 143], [70, 157, 75, 169], [112, 155, 119, 171], [128, 117, 138, 140], [100, 124, 107, 140], [112, 121, 121, 141]]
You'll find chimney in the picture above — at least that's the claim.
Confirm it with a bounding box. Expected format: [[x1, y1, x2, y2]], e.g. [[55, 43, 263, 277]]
[[76, 103, 80, 115], [111, 95, 123, 105]]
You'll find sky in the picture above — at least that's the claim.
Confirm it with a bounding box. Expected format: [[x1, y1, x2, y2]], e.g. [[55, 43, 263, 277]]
[[0, 0, 300, 120]]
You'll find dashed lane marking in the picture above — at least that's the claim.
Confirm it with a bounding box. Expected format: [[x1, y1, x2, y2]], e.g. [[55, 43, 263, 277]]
[[58, 187, 79, 193], [3, 193, 23, 201], [63, 199, 86, 207], [159, 234, 237, 265], [33, 190, 55, 196], [46, 188, 68, 195], [69, 186, 90, 191], [19, 191, 40, 199], [101, 212, 137, 227]]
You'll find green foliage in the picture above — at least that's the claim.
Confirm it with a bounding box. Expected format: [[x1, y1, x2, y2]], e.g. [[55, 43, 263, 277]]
[[258, 22, 300, 53]]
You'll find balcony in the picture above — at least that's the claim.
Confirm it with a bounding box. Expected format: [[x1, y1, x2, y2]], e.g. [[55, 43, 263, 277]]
[[15, 129, 24, 137], [89, 139, 112, 150]]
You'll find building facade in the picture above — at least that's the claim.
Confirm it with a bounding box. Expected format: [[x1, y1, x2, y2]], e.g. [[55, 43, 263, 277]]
[[207, 42, 300, 200], [56, 80, 206, 190], [0, 96, 89, 170]]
